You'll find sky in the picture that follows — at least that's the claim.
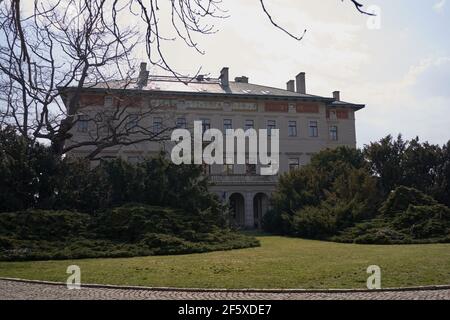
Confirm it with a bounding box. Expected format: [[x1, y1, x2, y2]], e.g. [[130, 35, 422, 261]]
[[147, 0, 450, 148]]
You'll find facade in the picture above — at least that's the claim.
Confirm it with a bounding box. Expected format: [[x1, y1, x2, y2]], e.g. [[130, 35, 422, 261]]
[[62, 64, 365, 229]]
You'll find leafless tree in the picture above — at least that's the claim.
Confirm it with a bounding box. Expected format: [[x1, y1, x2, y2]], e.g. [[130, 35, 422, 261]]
[[0, 0, 372, 159]]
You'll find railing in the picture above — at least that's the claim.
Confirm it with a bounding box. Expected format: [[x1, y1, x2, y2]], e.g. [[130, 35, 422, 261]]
[[209, 174, 278, 186]]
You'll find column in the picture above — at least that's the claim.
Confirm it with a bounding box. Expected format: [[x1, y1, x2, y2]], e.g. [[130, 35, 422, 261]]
[[244, 192, 255, 228]]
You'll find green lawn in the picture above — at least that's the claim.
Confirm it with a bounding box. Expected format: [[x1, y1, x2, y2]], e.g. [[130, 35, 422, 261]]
[[0, 236, 449, 289]]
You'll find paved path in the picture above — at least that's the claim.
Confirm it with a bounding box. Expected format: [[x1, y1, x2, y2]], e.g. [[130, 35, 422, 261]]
[[1, 279, 449, 300]]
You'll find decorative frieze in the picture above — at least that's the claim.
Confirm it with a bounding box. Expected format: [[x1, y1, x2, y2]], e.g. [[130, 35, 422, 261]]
[[296, 102, 319, 113], [80, 94, 105, 106], [336, 109, 349, 119], [327, 108, 349, 119], [265, 102, 288, 112], [231, 102, 258, 112], [176, 100, 223, 111], [150, 99, 177, 109], [81, 94, 143, 108]]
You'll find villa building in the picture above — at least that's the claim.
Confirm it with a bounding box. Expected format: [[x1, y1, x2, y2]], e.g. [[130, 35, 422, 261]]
[[62, 64, 365, 229]]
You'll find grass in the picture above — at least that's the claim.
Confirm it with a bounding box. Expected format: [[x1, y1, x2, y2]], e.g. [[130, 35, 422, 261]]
[[0, 236, 449, 289]]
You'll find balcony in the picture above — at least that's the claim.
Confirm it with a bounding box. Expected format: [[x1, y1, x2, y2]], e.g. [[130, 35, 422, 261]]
[[209, 174, 278, 186]]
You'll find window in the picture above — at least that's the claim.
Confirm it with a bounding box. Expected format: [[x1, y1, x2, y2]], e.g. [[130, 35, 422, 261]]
[[289, 158, 300, 171], [224, 164, 234, 175], [329, 110, 337, 120], [176, 117, 187, 129], [126, 114, 138, 130], [245, 119, 254, 131], [201, 118, 211, 133], [223, 119, 233, 132], [288, 120, 297, 137], [246, 163, 257, 175], [77, 115, 89, 132], [309, 121, 318, 137], [267, 120, 276, 136], [153, 117, 162, 133], [330, 125, 338, 141]]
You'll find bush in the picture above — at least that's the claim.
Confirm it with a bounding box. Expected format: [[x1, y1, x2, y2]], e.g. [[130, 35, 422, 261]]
[[332, 203, 450, 244], [93, 204, 225, 242], [262, 209, 285, 234], [0, 206, 259, 261], [264, 148, 450, 244], [333, 187, 449, 244], [354, 228, 409, 245], [0, 236, 14, 250], [287, 199, 376, 240], [0, 126, 225, 220], [93, 205, 188, 241], [0, 210, 90, 241], [52, 156, 226, 218], [291, 206, 336, 239], [266, 144, 450, 245], [380, 186, 438, 216], [265, 148, 381, 238], [394, 204, 450, 239], [0, 126, 59, 212]]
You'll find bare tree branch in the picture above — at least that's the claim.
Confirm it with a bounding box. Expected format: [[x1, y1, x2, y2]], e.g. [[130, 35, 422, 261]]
[[259, 0, 306, 41], [347, 0, 375, 16], [0, 0, 374, 160]]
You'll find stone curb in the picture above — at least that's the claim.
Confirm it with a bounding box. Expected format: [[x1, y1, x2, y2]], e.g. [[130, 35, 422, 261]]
[[1, 277, 450, 294]]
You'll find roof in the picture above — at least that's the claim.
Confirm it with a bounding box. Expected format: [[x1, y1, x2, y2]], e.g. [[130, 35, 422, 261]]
[[329, 100, 365, 110], [62, 76, 365, 110]]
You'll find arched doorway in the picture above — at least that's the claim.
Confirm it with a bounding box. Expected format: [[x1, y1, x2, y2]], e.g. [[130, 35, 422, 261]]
[[229, 193, 245, 227], [253, 193, 269, 229]]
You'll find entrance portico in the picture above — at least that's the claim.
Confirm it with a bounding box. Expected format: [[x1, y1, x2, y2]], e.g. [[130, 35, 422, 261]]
[[218, 190, 272, 229]]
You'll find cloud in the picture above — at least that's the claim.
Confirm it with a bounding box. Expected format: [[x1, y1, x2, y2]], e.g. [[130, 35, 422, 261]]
[[402, 57, 450, 88], [353, 56, 450, 147], [433, 0, 447, 12]]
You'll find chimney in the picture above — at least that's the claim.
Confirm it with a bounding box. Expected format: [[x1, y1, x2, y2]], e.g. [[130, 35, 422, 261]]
[[220, 67, 229, 87], [137, 62, 149, 88], [286, 80, 295, 92], [296, 72, 306, 94], [235, 76, 249, 83], [333, 91, 341, 101]]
